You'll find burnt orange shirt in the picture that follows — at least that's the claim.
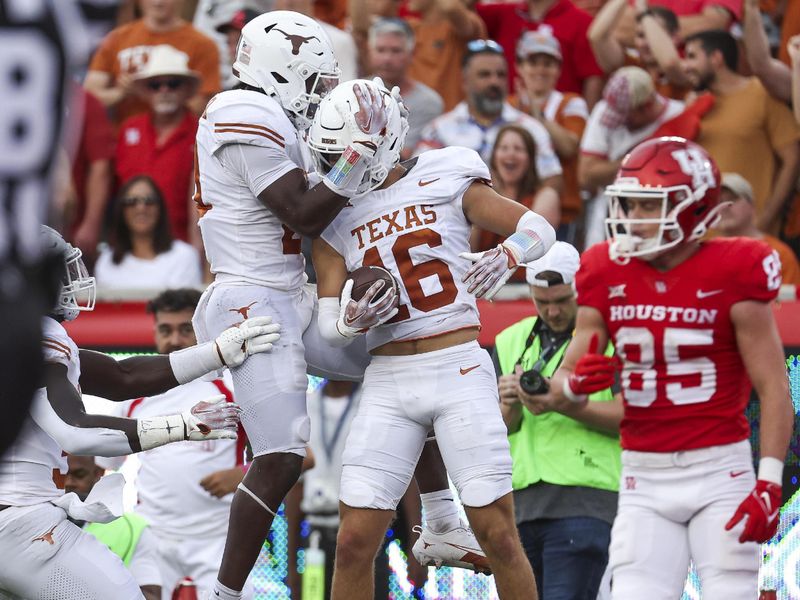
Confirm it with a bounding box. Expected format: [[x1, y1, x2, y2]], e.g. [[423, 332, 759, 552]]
[[88, 20, 220, 124], [779, 0, 800, 66], [406, 14, 487, 112]]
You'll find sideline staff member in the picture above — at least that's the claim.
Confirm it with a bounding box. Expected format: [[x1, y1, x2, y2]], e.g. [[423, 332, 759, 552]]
[[495, 242, 622, 599]]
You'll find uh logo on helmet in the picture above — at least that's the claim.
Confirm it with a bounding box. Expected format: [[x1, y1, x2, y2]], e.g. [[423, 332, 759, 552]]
[[40, 226, 96, 321], [604, 136, 727, 263], [232, 10, 341, 131]]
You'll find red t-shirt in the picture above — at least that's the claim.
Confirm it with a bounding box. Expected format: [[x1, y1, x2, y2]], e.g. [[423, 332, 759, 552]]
[[476, 0, 603, 95], [115, 112, 198, 241], [67, 87, 115, 238], [576, 238, 780, 453], [645, 0, 742, 20]]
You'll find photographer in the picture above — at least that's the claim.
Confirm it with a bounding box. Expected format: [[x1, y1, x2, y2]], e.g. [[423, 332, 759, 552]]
[[493, 242, 622, 600]]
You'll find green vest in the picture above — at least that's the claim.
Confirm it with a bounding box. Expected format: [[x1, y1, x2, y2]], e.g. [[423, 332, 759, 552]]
[[85, 513, 148, 567], [495, 316, 621, 493]]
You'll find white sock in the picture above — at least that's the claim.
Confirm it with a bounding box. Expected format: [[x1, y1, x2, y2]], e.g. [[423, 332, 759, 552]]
[[420, 489, 460, 533], [212, 580, 243, 600]]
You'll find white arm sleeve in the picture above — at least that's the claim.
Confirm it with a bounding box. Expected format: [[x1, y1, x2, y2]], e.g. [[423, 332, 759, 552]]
[[128, 527, 163, 588], [318, 297, 355, 348], [30, 390, 133, 457]]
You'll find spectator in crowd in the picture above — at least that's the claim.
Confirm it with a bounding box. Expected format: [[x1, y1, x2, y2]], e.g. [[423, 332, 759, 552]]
[[65, 454, 162, 600], [95, 175, 202, 294], [513, 31, 588, 237], [64, 84, 115, 262], [274, 0, 359, 81], [777, 0, 800, 67], [215, 7, 260, 78], [416, 41, 564, 205], [789, 34, 800, 124], [368, 18, 444, 158], [495, 242, 621, 600], [743, 0, 792, 103], [589, 0, 690, 99], [473, 125, 559, 261], [714, 173, 800, 285], [477, 0, 604, 108], [614, 0, 742, 43], [105, 289, 254, 599], [116, 44, 199, 243], [579, 66, 685, 248], [403, 0, 487, 111], [683, 29, 800, 234], [84, 0, 220, 124]]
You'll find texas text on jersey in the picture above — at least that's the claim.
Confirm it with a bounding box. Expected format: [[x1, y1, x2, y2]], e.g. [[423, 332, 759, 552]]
[[576, 237, 781, 452], [320, 146, 490, 350]]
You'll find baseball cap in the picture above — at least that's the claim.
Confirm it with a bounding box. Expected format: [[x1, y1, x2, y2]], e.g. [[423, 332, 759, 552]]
[[600, 66, 656, 129], [526, 242, 580, 287], [721, 173, 754, 203], [216, 8, 260, 34], [516, 31, 562, 62]]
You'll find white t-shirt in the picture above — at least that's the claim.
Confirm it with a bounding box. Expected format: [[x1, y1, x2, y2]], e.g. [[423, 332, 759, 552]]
[[94, 240, 202, 293]]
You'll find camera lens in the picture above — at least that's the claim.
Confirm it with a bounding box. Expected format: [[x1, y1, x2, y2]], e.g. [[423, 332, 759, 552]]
[[520, 369, 549, 395]]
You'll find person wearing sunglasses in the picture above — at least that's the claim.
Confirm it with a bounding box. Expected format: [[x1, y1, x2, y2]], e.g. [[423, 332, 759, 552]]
[[116, 44, 201, 245], [94, 175, 202, 294]]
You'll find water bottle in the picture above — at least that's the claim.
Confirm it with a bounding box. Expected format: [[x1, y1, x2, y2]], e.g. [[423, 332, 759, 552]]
[[302, 531, 325, 600]]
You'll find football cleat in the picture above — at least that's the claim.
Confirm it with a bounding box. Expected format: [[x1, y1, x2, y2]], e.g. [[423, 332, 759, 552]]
[[411, 524, 492, 574]]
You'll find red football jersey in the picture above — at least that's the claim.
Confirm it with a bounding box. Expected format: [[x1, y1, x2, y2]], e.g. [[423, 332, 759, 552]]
[[576, 238, 782, 452]]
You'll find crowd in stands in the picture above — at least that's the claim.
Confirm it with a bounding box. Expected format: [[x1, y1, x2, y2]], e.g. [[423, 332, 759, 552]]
[[59, 0, 800, 298], [53, 1, 800, 598]]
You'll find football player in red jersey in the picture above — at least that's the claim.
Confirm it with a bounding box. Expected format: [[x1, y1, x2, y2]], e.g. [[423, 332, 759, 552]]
[[547, 136, 794, 598]]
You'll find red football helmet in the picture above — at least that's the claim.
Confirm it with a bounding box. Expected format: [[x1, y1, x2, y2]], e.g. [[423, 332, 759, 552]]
[[604, 136, 726, 262]]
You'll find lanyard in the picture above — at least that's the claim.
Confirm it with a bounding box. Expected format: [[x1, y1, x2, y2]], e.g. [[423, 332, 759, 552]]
[[514, 318, 571, 372], [317, 388, 357, 464]]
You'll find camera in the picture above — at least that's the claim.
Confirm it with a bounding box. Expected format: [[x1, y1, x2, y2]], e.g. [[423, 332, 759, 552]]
[[519, 368, 549, 395]]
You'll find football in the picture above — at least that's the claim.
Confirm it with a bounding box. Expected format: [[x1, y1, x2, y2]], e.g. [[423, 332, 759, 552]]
[[346, 265, 399, 302]]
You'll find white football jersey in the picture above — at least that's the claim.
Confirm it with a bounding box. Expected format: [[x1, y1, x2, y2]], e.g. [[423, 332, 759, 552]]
[[321, 147, 487, 350], [0, 318, 79, 506], [115, 373, 243, 537], [194, 89, 314, 290]]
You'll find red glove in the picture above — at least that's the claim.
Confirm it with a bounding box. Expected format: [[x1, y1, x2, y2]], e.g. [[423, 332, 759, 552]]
[[725, 480, 782, 543], [563, 334, 620, 402]]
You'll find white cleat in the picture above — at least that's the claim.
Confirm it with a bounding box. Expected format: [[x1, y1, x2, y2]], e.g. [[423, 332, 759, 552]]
[[412, 524, 492, 574]]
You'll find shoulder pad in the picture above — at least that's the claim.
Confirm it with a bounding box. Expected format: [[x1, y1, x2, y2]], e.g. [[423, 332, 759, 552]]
[[41, 317, 74, 367], [410, 147, 490, 200], [204, 90, 297, 152]]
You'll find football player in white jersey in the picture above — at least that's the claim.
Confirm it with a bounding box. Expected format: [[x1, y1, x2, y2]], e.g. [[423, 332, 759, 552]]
[[309, 80, 556, 599], [0, 227, 279, 600], [191, 11, 397, 598]]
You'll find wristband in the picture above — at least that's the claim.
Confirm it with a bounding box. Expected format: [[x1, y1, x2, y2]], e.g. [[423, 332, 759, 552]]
[[758, 457, 784, 485], [169, 342, 223, 384], [137, 414, 186, 451], [562, 377, 587, 404]]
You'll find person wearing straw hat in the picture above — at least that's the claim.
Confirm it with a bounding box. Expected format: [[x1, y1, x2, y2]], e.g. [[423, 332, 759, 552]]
[[494, 241, 621, 599], [116, 45, 201, 243]]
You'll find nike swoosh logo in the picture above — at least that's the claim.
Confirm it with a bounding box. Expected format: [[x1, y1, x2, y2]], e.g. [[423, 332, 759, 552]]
[[729, 470, 748, 478], [418, 178, 440, 186], [697, 289, 723, 299], [460, 365, 480, 375], [759, 491, 780, 520]]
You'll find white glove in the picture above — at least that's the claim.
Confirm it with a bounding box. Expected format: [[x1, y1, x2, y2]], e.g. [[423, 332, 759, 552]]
[[336, 279, 399, 338], [183, 394, 241, 441], [323, 81, 389, 197], [459, 243, 523, 301], [215, 316, 281, 368]]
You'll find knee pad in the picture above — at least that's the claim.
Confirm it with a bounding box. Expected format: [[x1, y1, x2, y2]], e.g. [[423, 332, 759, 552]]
[[459, 472, 511, 508]]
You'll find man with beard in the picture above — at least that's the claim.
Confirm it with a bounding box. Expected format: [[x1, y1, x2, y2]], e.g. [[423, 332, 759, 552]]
[[682, 29, 800, 235], [415, 39, 563, 205]]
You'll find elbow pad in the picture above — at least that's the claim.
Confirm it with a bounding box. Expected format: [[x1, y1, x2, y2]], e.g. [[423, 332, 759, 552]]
[[30, 392, 133, 457], [318, 297, 356, 347], [505, 211, 557, 265]]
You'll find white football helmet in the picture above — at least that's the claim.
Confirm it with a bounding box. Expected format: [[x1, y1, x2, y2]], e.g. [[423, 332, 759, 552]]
[[41, 226, 96, 321], [307, 79, 408, 195], [232, 10, 341, 130]]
